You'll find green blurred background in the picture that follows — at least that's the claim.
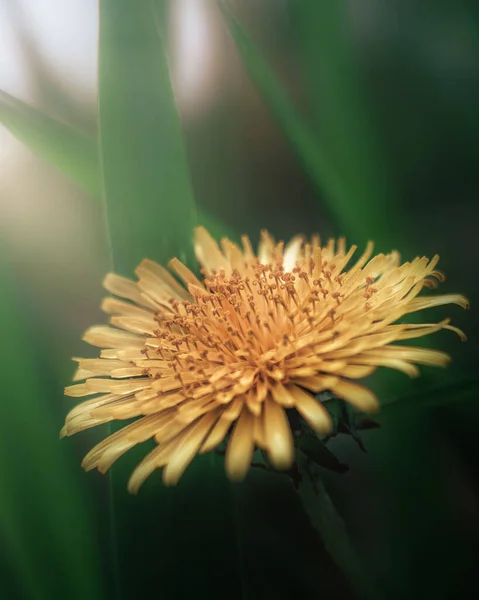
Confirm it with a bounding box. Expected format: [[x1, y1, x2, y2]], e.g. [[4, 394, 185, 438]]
[[1, 1, 478, 599]]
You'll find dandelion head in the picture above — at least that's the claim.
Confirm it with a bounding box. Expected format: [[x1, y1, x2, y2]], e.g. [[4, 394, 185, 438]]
[[62, 227, 468, 491]]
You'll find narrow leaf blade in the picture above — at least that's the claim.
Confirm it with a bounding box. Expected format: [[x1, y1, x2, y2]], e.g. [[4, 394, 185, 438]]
[[0, 90, 100, 197], [292, 2, 406, 250], [96, 1, 243, 597], [219, 5, 352, 236], [98, 0, 197, 273]]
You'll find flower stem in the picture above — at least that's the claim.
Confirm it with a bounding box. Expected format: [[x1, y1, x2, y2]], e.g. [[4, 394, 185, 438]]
[[297, 455, 383, 600]]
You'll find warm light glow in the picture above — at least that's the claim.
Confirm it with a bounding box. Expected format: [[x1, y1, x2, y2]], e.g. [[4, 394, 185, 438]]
[[0, 0, 97, 102], [170, 0, 221, 115]]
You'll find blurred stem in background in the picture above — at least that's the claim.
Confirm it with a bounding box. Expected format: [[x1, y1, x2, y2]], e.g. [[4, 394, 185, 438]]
[[292, 1, 406, 252], [221, 2, 406, 252], [297, 454, 384, 600]]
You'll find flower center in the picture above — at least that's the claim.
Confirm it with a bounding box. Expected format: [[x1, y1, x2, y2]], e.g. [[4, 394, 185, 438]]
[[139, 256, 358, 404]]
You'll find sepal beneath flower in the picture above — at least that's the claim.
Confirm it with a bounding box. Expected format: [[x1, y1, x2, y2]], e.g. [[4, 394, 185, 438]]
[[322, 396, 380, 452], [296, 430, 349, 474]]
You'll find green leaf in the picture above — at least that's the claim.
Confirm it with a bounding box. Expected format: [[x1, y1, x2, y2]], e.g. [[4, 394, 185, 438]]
[[0, 90, 101, 198], [292, 2, 406, 251], [98, 0, 198, 272], [0, 242, 106, 600], [219, 4, 351, 234], [95, 1, 243, 598]]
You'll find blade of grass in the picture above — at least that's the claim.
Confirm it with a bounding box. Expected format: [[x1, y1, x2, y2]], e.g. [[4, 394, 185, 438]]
[[0, 242, 106, 600], [291, 2, 406, 252], [0, 90, 100, 197], [297, 455, 384, 600], [97, 1, 243, 597], [220, 3, 406, 251], [98, 0, 198, 271], [219, 4, 352, 237]]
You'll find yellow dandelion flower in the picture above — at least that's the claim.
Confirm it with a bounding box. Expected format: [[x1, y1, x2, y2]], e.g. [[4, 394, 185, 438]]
[[61, 227, 468, 491]]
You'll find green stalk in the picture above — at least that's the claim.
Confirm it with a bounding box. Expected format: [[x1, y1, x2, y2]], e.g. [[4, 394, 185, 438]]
[[297, 455, 384, 600]]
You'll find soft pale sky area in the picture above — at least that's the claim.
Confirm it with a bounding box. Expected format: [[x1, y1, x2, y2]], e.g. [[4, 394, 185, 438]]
[[0, 0, 100, 325], [0, 0, 98, 101], [0, 0, 96, 245]]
